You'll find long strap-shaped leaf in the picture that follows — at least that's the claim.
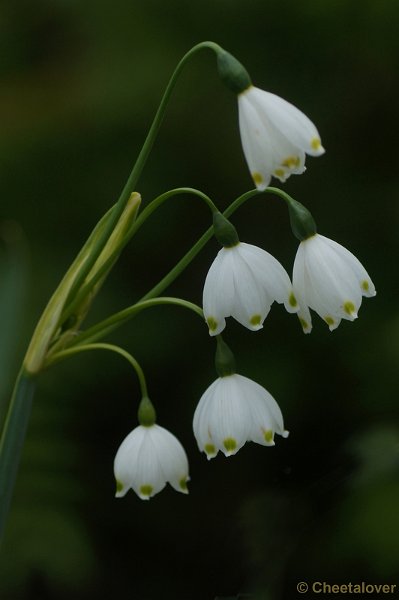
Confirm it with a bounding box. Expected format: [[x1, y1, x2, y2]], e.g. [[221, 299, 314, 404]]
[[0, 370, 36, 543]]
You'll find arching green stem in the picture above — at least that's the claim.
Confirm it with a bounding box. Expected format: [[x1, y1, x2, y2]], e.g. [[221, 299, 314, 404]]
[[54, 297, 203, 350], [63, 41, 224, 312], [65, 188, 290, 345], [139, 189, 263, 301], [259, 186, 299, 207], [46, 343, 148, 399], [0, 39, 244, 541], [135, 187, 219, 224], [68, 186, 297, 347], [61, 188, 217, 326], [140, 187, 299, 301]]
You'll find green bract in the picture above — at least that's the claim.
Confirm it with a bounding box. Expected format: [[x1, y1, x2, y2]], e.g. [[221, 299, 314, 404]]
[[216, 49, 252, 94]]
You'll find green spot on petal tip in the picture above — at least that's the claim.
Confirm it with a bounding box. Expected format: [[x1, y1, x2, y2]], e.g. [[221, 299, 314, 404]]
[[264, 430, 274, 443], [299, 317, 309, 330], [250, 314, 262, 326], [252, 172, 264, 185], [289, 292, 297, 307], [204, 443, 216, 456], [207, 317, 218, 332], [140, 484, 153, 497], [343, 301, 356, 315], [179, 478, 189, 492], [223, 438, 237, 452]]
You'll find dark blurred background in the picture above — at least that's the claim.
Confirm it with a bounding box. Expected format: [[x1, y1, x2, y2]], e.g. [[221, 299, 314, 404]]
[[1, 1, 398, 598]]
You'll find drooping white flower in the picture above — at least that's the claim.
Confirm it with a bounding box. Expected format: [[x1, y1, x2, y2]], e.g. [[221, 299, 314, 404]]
[[293, 233, 376, 333], [114, 424, 189, 500], [238, 86, 325, 190], [203, 241, 298, 336], [193, 373, 289, 459]]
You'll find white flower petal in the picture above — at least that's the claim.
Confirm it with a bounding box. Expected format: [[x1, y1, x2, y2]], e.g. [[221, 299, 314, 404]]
[[133, 432, 166, 499], [318, 235, 376, 298], [238, 243, 298, 313], [210, 376, 252, 456], [197, 377, 251, 457], [233, 374, 287, 446], [147, 426, 189, 494], [304, 239, 362, 319], [292, 244, 313, 333], [203, 248, 236, 335], [238, 92, 275, 189], [114, 426, 146, 497], [229, 250, 269, 330], [193, 379, 221, 458], [249, 88, 325, 156]]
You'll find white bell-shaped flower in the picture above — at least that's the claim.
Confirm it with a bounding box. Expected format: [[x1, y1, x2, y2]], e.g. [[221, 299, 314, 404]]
[[238, 86, 325, 190], [114, 424, 190, 500], [293, 233, 376, 333], [203, 241, 298, 336], [193, 373, 289, 460]]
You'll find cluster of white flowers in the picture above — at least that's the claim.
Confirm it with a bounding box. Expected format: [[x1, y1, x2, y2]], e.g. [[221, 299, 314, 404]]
[[203, 84, 375, 336], [203, 231, 376, 337], [114, 366, 289, 499], [114, 369, 288, 499], [114, 75, 375, 501]]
